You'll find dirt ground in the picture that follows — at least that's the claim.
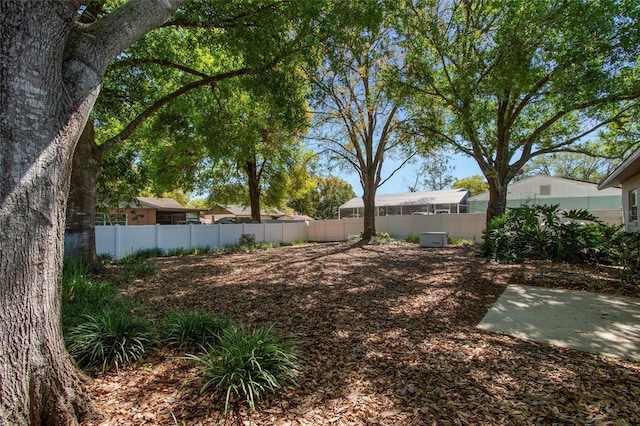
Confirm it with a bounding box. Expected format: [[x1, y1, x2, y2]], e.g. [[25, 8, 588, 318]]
[[84, 241, 640, 425]]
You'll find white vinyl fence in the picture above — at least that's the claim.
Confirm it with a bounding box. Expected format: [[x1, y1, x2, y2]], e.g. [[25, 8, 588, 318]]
[[307, 213, 488, 242], [94, 209, 622, 258], [96, 222, 307, 259], [306, 209, 623, 242]]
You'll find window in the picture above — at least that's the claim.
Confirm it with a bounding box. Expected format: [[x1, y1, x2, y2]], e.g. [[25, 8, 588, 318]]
[[95, 213, 127, 226], [539, 185, 551, 196], [630, 189, 638, 222]]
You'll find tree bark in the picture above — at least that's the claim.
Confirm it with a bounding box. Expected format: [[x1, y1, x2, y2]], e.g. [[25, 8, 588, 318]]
[[65, 120, 104, 266], [361, 173, 377, 240], [485, 175, 509, 224], [0, 1, 187, 423], [245, 161, 262, 222]]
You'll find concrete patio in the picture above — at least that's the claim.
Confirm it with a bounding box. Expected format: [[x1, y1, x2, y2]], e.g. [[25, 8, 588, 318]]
[[478, 284, 640, 362]]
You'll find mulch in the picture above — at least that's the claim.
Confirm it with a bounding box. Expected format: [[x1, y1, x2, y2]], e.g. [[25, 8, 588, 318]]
[[83, 241, 640, 425]]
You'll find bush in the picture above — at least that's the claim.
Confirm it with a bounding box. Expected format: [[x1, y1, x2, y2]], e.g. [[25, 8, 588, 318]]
[[66, 308, 156, 371], [481, 204, 616, 264], [163, 310, 232, 349], [610, 231, 640, 282], [238, 233, 256, 248], [131, 247, 166, 259], [62, 257, 128, 328], [185, 325, 300, 415], [448, 237, 475, 246], [114, 256, 157, 283], [406, 234, 420, 244]]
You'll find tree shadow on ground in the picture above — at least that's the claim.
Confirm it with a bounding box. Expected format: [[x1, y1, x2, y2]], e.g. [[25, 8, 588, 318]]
[[115, 242, 639, 425]]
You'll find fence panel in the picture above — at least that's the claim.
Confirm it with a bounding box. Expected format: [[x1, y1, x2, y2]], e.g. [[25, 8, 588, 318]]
[[158, 225, 192, 251], [191, 225, 220, 249], [307, 214, 487, 243], [95, 222, 311, 259], [264, 222, 284, 243], [118, 225, 157, 257], [242, 223, 266, 242], [219, 224, 244, 247]]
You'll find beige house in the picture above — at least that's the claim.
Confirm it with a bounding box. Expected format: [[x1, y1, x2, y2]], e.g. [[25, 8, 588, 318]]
[[98, 197, 201, 225], [599, 147, 640, 233]]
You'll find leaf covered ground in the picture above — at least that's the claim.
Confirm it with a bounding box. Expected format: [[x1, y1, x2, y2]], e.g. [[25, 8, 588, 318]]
[[84, 242, 640, 425]]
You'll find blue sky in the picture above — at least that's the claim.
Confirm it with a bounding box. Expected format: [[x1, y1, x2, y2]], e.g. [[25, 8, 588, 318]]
[[338, 153, 483, 196]]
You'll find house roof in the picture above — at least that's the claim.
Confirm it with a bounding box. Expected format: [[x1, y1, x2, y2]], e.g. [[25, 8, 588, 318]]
[[339, 189, 470, 209], [280, 214, 315, 221], [134, 197, 198, 212], [207, 204, 286, 217], [469, 175, 620, 201], [598, 147, 640, 190]]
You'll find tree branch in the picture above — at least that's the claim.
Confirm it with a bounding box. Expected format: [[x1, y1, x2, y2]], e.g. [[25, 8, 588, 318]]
[[100, 67, 252, 153]]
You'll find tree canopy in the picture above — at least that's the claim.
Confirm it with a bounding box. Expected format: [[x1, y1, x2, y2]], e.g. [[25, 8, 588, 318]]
[[308, 1, 423, 238], [399, 0, 640, 222]]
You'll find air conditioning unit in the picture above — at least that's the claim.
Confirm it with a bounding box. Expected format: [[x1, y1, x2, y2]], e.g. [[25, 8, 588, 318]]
[[419, 232, 448, 248]]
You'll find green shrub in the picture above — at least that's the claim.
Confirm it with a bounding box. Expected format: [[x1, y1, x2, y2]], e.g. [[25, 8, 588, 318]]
[[185, 325, 300, 415], [116, 255, 157, 282], [62, 257, 90, 289], [448, 237, 475, 246], [131, 247, 166, 259], [163, 310, 232, 349], [66, 308, 156, 371], [62, 257, 124, 328], [482, 204, 616, 264], [610, 231, 640, 282], [238, 233, 257, 248], [406, 234, 420, 244]]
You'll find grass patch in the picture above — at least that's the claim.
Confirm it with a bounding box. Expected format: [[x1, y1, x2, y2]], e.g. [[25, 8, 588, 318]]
[[184, 325, 300, 415], [65, 308, 156, 371], [163, 310, 232, 350]]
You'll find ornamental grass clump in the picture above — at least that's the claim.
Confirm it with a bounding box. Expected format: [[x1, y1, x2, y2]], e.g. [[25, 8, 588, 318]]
[[185, 324, 300, 415], [65, 308, 156, 371], [163, 310, 232, 349]]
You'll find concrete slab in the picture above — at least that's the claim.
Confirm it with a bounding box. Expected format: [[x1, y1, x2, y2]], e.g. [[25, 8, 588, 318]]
[[477, 285, 640, 362]]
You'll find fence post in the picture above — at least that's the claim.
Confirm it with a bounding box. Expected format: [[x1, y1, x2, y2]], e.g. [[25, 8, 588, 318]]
[[189, 223, 194, 248], [115, 225, 121, 259], [155, 223, 160, 249]]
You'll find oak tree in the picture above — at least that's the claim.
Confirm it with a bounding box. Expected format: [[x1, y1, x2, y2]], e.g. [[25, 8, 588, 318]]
[[400, 0, 640, 223], [0, 0, 188, 423]]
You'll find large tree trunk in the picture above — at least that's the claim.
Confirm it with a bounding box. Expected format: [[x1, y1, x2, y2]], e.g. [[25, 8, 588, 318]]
[[361, 174, 377, 240], [65, 120, 104, 266], [0, 1, 187, 423], [485, 176, 509, 224], [0, 5, 102, 423], [245, 161, 262, 222]]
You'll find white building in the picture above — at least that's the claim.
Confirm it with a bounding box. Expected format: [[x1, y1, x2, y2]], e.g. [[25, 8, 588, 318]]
[[338, 189, 470, 218], [599, 148, 640, 233], [468, 175, 621, 214]]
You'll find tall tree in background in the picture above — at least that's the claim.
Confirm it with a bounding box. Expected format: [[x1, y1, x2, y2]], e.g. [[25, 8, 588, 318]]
[[400, 0, 640, 223], [309, 2, 420, 239], [418, 151, 456, 191], [517, 152, 617, 184], [66, 0, 322, 262], [0, 0, 188, 422], [200, 72, 311, 221], [452, 175, 489, 197], [288, 176, 356, 219]]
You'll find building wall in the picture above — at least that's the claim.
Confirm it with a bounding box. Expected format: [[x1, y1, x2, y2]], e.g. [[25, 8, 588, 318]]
[[468, 176, 622, 214], [106, 208, 157, 225], [468, 195, 622, 214], [622, 173, 640, 233]]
